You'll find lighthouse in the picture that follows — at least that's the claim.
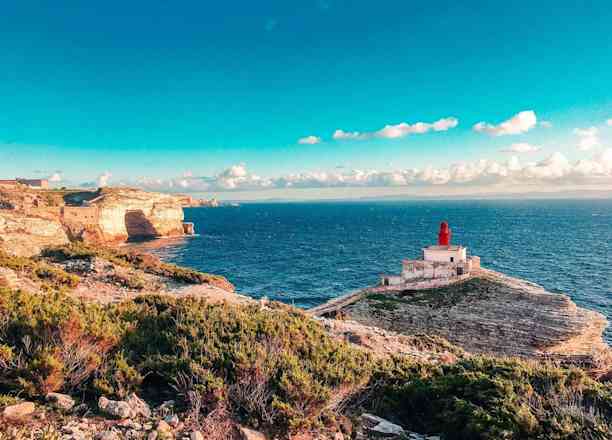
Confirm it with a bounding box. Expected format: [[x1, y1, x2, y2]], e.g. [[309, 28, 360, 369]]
[[423, 221, 466, 263], [379, 221, 480, 287], [438, 221, 451, 246]]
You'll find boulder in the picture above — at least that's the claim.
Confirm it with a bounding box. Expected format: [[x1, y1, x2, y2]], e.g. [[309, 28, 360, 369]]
[[98, 394, 151, 419], [46, 392, 75, 411], [2, 402, 35, 419], [98, 396, 132, 419], [361, 413, 405, 437], [126, 393, 151, 418]]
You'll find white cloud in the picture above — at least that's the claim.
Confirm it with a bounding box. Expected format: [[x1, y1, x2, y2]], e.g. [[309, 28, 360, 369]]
[[540, 120, 553, 128], [376, 117, 458, 139], [298, 135, 322, 145], [332, 129, 368, 140], [333, 117, 458, 141], [97, 171, 112, 187], [500, 143, 542, 154], [606, 119, 612, 126], [573, 127, 600, 151], [473, 110, 537, 136]]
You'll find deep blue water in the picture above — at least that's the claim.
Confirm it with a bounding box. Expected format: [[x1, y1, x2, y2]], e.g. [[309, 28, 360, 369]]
[[129, 200, 612, 343]]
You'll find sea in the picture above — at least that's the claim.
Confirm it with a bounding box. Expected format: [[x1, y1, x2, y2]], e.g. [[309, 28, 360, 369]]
[[127, 200, 612, 343]]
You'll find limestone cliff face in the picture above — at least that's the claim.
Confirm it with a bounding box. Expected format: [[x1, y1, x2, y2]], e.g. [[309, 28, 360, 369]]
[[91, 188, 185, 242], [0, 211, 69, 256], [312, 268, 611, 376]]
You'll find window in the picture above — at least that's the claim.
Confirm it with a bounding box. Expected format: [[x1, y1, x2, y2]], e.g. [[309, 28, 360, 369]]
[[450, 257, 454, 262]]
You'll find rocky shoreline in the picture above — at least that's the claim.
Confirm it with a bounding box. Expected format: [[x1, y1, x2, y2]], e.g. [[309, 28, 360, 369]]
[[0, 188, 611, 439], [311, 268, 612, 378]]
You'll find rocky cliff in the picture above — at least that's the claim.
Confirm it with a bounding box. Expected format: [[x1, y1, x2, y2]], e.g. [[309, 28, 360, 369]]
[[312, 268, 612, 376], [0, 187, 186, 255], [0, 211, 69, 256], [89, 188, 185, 242]]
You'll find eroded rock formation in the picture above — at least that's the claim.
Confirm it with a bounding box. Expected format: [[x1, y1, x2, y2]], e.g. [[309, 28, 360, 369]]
[[312, 268, 612, 376], [90, 188, 185, 242], [0, 211, 69, 256], [0, 187, 187, 255]]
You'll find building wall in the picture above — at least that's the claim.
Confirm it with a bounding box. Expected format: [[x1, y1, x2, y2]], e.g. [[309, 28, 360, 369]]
[[423, 246, 467, 263], [61, 206, 100, 225], [16, 179, 49, 189]]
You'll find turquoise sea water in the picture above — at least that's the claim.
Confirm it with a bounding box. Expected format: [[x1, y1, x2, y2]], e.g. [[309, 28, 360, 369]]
[[129, 200, 612, 343]]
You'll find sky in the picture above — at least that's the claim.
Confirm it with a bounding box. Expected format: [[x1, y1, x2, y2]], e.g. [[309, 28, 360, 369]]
[[1, 1, 612, 199]]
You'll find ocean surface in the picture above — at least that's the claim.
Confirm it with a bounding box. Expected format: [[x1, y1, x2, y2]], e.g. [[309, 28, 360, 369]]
[[128, 200, 612, 343]]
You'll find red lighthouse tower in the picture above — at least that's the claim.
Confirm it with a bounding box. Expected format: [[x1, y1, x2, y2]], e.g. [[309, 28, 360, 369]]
[[438, 221, 451, 246]]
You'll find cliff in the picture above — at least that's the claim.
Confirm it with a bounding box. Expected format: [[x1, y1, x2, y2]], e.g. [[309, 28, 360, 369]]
[[88, 188, 185, 242], [0, 211, 69, 256], [0, 187, 187, 255], [311, 268, 612, 376]]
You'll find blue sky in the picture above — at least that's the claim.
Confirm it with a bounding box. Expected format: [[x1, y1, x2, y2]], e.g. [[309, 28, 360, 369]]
[[1, 1, 612, 198]]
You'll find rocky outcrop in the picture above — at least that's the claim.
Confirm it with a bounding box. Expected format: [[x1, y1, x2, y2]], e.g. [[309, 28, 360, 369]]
[[0, 211, 69, 256], [312, 268, 612, 375], [90, 188, 185, 242]]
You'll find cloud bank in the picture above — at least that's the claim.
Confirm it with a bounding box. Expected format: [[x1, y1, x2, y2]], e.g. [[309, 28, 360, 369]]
[[474, 110, 537, 136], [132, 149, 612, 194], [573, 127, 600, 151], [500, 143, 541, 154]]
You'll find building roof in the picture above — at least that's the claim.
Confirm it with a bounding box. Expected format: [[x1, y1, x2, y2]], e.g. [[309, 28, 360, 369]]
[[423, 245, 464, 251]]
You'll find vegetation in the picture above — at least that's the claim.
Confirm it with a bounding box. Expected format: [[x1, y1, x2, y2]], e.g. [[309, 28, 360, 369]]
[[0, 280, 609, 438], [364, 356, 612, 440], [42, 243, 233, 290], [0, 250, 80, 290]]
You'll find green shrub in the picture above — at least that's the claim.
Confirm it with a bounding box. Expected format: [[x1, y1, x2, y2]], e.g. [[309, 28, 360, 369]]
[[0, 282, 609, 439], [93, 351, 143, 399], [364, 356, 612, 440], [0, 251, 80, 290], [0, 288, 123, 397], [42, 243, 234, 290], [115, 295, 371, 432]]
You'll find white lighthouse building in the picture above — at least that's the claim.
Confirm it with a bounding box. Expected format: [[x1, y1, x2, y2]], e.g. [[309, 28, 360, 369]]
[[380, 222, 480, 287]]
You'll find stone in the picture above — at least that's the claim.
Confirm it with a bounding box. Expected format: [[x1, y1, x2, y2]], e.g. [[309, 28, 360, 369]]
[[190, 432, 204, 440], [239, 426, 267, 440], [126, 393, 151, 418], [361, 413, 405, 437], [2, 401, 35, 419], [46, 392, 75, 411], [164, 414, 180, 427], [98, 396, 132, 419]]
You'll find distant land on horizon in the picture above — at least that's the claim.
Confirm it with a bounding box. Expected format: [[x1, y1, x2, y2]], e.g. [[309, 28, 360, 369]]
[[185, 188, 612, 203]]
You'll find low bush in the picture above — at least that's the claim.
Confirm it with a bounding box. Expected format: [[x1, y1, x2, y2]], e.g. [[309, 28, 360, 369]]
[[363, 356, 612, 440], [0, 286, 610, 439], [115, 295, 371, 432], [0, 251, 80, 290], [0, 288, 123, 397], [42, 243, 234, 290]]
